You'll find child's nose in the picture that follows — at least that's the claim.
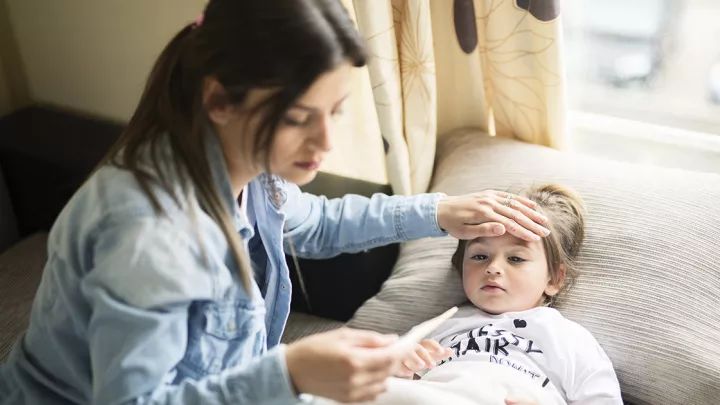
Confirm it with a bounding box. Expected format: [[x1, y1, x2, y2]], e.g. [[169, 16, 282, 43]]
[[485, 261, 504, 275]]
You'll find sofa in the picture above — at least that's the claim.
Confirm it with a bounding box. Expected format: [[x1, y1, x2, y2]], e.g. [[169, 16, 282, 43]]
[[1, 107, 718, 405]]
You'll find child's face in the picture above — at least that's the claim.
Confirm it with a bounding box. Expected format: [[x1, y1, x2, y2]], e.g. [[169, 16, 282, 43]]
[[462, 233, 561, 314]]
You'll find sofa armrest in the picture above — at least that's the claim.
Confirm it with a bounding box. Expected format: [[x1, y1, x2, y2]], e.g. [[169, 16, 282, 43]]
[[0, 164, 18, 253]]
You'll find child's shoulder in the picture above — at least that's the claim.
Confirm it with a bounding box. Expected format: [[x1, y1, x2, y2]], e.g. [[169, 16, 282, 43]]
[[537, 308, 597, 336], [539, 308, 607, 353]]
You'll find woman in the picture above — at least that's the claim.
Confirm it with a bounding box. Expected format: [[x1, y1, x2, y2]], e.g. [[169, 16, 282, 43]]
[[0, 1, 550, 404]]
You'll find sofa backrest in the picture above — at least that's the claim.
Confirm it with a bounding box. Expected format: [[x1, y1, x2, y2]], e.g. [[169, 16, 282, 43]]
[[0, 106, 123, 238]]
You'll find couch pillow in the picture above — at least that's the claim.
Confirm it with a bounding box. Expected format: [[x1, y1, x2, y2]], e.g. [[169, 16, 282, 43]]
[[348, 129, 720, 405]]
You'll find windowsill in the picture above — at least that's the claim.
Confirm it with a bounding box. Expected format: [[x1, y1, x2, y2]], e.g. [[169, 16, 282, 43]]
[[569, 111, 720, 175]]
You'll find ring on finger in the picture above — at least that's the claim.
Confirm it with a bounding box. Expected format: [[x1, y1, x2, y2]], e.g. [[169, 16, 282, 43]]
[[504, 195, 514, 208]]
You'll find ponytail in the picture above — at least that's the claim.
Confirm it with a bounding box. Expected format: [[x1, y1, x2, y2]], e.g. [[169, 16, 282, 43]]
[[102, 23, 255, 295]]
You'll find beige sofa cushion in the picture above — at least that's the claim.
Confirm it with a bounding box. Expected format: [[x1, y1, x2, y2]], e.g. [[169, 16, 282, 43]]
[[348, 130, 720, 405]]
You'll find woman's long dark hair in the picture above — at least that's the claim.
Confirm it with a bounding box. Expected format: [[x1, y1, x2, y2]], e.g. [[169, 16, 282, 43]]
[[103, 0, 367, 292]]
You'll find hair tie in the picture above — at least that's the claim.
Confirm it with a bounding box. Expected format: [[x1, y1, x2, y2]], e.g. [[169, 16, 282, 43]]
[[193, 13, 204, 29]]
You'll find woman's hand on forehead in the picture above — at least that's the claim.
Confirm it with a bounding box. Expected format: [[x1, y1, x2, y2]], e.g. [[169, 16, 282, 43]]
[[437, 190, 550, 242]]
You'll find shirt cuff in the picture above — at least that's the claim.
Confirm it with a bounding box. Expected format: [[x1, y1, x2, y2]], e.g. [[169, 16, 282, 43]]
[[434, 192, 448, 234], [396, 192, 449, 240], [277, 344, 315, 403], [225, 345, 301, 405]]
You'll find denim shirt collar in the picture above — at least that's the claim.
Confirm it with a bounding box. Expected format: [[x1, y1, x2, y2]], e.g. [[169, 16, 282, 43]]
[[204, 128, 255, 240]]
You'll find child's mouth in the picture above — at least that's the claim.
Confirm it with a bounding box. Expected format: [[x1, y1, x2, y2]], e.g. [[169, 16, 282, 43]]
[[481, 285, 505, 293]]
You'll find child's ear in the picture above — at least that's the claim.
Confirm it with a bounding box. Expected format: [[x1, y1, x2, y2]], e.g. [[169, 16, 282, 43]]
[[544, 264, 566, 297]]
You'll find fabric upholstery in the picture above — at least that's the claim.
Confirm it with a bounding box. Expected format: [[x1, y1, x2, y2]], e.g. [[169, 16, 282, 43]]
[[349, 129, 720, 405], [281, 312, 345, 344], [0, 233, 48, 364]]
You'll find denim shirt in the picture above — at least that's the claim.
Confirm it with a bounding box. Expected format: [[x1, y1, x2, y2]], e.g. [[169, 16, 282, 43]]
[[0, 133, 446, 405]]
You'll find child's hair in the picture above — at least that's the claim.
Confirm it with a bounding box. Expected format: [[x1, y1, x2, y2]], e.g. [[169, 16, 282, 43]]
[[451, 184, 586, 306], [101, 0, 367, 293]]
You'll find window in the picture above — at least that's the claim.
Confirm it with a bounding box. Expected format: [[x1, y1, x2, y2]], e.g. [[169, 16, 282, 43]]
[[563, 0, 720, 174]]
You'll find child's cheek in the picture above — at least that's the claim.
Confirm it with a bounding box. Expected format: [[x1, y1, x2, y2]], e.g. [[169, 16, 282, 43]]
[[462, 267, 481, 289]]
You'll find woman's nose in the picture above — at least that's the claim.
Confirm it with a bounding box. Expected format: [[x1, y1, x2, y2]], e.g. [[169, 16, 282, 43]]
[[311, 115, 333, 152]]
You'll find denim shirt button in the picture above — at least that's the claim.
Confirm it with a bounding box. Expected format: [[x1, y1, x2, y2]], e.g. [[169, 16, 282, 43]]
[[281, 284, 286, 291], [227, 322, 236, 331]]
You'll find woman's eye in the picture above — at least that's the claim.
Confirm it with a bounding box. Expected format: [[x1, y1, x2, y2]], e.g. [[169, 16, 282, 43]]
[[327, 109, 344, 123], [508, 256, 526, 263], [283, 114, 311, 126], [471, 254, 488, 261]]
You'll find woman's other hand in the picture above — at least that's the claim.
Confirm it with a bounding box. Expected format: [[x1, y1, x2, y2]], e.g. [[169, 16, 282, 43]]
[[285, 328, 402, 403], [437, 190, 550, 242]]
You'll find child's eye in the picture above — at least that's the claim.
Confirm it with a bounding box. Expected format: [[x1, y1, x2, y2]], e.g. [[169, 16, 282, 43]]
[[508, 256, 526, 263], [471, 254, 488, 261]]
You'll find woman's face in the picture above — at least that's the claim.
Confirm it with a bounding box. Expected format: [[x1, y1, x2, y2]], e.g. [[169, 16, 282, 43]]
[[269, 62, 352, 185], [208, 62, 352, 187]]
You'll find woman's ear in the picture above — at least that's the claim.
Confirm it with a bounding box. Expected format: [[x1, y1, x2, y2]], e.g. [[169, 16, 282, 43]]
[[544, 264, 566, 297], [202, 77, 234, 126]]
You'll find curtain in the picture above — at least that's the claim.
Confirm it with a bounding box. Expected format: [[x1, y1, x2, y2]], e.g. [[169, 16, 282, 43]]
[[336, 0, 566, 195]]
